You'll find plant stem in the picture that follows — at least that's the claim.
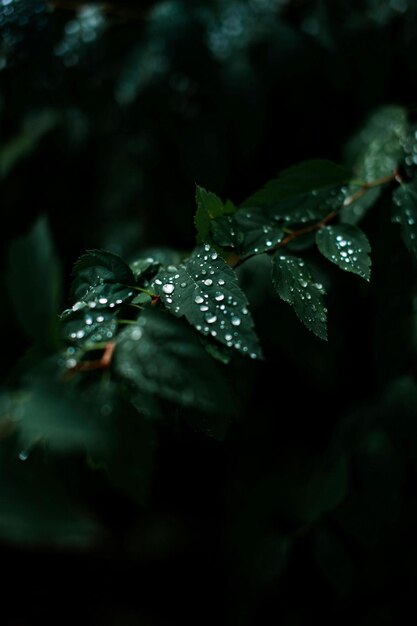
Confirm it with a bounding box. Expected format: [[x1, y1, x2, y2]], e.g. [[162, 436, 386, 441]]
[[231, 169, 400, 268]]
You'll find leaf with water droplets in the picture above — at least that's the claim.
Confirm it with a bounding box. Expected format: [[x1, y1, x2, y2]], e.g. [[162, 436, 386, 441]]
[[316, 224, 371, 281], [210, 214, 244, 249], [393, 183, 417, 259], [70, 249, 135, 307], [242, 160, 350, 224], [194, 185, 235, 243], [151, 244, 262, 358], [272, 253, 327, 340], [61, 309, 117, 346], [115, 310, 235, 426], [211, 207, 283, 255]]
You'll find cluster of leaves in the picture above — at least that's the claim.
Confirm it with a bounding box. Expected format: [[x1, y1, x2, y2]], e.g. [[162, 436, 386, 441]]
[[2, 105, 417, 556]]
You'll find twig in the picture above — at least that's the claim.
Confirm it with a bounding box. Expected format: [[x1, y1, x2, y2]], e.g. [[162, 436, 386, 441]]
[[230, 169, 400, 268]]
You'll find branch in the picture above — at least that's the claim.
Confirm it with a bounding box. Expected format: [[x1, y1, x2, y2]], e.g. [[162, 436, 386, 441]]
[[230, 169, 400, 268]]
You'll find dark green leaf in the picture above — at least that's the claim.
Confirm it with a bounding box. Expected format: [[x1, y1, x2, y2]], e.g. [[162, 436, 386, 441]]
[[210, 214, 244, 249], [7, 215, 62, 349], [61, 308, 118, 346], [115, 310, 235, 422], [316, 224, 371, 280], [393, 183, 417, 259], [272, 253, 327, 340], [242, 160, 350, 223], [235, 207, 284, 255], [70, 249, 135, 306], [152, 244, 262, 358], [194, 185, 235, 243], [211, 207, 284, 255]]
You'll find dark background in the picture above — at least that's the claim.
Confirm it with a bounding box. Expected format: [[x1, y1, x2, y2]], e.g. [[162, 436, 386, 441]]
[[2, 1, 417, 624]]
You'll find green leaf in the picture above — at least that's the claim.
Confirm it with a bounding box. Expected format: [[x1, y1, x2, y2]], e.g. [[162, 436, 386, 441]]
[[272, 253, 327, 340], [393, 183, 417, 259], [211, 207, 284, 256], [151, 244, 262, 358], [115, 310, 235, 422], [210, 214, 244, 249], [312, 528, 353, 595], [70, 249, 135, 307], [316, 224, 371, 281], [345, 105, 407, 181], [61, 308, 118, 346], [7, 215, 62, 349], [194, 185, 235, 243], [242, 160, 351, 223]]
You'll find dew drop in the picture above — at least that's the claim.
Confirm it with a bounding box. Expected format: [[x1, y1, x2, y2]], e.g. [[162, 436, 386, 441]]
[[98, 297, 108, 305], [180, 282, 187, 288], [162, 283, 175, 294], [218, 278, 225, 285], [204, 279, 213, 286], [205, 313, 217, 323], [215, 292, 224, 301], [231, 316, 241, 326], [19, 450, 29, 462], [195, 295, 204, 304]]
